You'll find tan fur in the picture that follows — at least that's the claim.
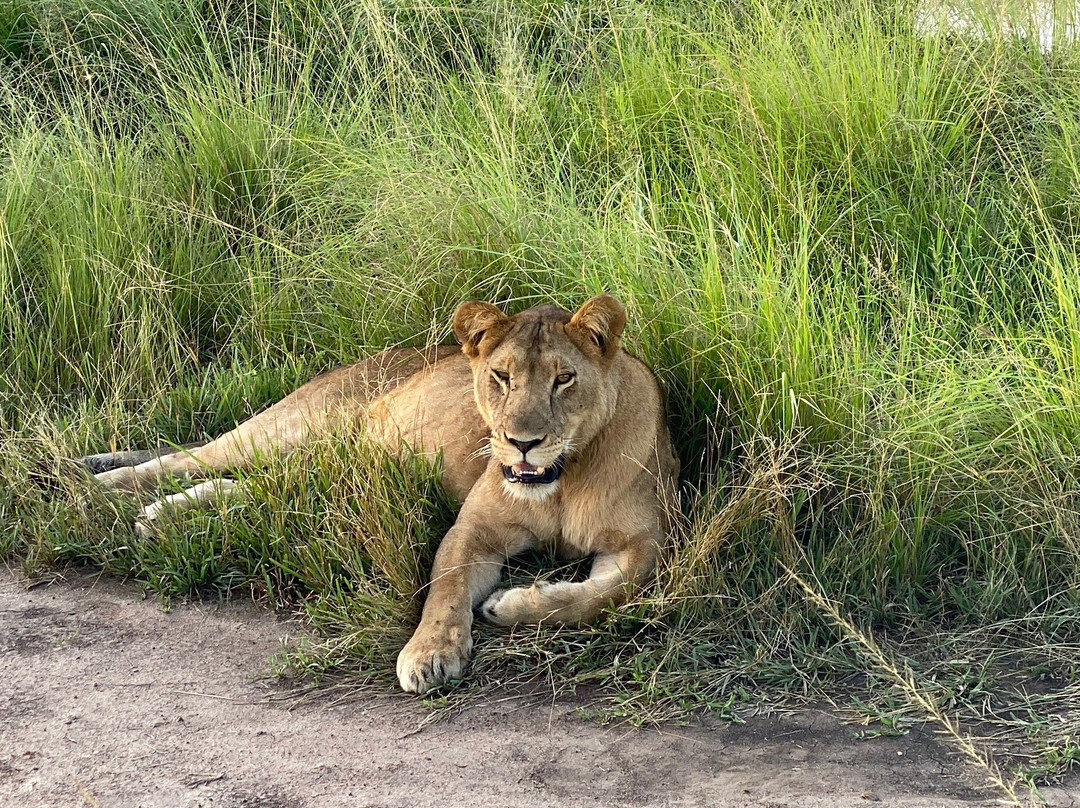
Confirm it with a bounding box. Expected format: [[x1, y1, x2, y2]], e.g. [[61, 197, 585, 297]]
[[91, 296, 679, 695]]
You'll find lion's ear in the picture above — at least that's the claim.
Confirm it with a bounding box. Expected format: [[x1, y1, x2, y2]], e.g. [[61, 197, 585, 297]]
[[568, 295, 626, 357], [453, 301, 511, 358]]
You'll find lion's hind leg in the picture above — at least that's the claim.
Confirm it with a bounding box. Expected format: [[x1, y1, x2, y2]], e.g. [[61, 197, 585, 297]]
[[80, 442, 208, 475], [92, 395, 320, 495], [88, 347, 452, 495], [133, 478, 241, 538]]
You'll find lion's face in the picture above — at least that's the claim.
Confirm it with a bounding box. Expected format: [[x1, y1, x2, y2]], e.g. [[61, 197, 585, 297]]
[[453, 296, 627, 499]]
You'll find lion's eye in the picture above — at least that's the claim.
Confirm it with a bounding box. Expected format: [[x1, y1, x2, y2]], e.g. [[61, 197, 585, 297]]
[[492, 369, 510, 386], [554, 372, 575, 387]]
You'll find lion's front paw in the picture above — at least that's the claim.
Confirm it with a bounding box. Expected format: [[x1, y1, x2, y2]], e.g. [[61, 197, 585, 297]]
[[480, 587, 515, 625], [396, 628, 471, 694], [480, 583, 554, 626]]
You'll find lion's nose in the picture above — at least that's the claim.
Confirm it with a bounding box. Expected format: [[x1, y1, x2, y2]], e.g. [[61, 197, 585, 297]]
[[506, 436, 543, 456]]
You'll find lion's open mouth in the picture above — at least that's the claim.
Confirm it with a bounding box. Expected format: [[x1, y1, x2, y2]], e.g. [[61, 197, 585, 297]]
[[501, 455, 566, 485]]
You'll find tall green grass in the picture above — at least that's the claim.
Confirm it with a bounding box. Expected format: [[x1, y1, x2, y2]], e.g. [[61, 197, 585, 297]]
[[3, 0, 1080, 789]]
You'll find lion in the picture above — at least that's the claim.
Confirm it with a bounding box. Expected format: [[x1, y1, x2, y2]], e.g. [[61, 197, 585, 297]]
[[88, 295, 680, 694]]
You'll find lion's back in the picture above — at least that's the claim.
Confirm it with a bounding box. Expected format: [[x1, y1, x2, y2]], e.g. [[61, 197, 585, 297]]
[[362, 346, 489, 501]]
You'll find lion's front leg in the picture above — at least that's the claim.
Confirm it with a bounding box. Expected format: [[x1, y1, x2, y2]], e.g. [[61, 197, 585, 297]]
[[481, 535, 659, 627], [397, 521, 533, 694]]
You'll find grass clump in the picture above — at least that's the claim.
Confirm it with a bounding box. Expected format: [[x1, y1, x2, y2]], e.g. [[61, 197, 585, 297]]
[[4, 0, 1080, 796]]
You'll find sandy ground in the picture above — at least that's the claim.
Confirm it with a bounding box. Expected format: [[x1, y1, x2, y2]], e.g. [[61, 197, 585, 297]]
[[1, 569, 1076, 808]]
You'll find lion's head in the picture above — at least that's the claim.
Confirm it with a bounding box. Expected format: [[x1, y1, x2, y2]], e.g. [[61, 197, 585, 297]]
[[452, 295, 627, 498]]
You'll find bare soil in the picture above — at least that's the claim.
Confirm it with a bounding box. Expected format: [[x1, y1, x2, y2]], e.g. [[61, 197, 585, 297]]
[[1, 568, 1076, 808]]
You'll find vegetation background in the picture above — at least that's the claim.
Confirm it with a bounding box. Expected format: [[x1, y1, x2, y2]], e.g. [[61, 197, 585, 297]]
[[2, 0, 1080, 797]]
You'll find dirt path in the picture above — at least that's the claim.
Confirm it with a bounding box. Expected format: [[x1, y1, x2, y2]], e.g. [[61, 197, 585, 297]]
[[1, 569, 1075, 808]]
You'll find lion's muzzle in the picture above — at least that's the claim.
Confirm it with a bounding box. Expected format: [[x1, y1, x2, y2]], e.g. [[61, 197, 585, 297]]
[[501, 455, 566, 485]]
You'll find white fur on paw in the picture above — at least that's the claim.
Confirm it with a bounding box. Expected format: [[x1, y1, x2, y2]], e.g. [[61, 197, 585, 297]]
[[480, 588, 511, 624], [133, 518, 156, 539], [480, 585, 545, 626], [133, 503, 163, 539]]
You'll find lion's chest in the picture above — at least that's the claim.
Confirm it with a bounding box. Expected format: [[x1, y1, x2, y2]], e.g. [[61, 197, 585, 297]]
[[522, 480, 640, 557]]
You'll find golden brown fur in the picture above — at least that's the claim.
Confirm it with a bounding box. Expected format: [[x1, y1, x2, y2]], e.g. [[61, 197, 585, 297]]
[[91, 295, 679, 694]]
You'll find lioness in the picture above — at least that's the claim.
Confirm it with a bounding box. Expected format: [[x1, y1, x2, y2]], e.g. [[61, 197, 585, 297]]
[[90, 295, 679, 693]]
